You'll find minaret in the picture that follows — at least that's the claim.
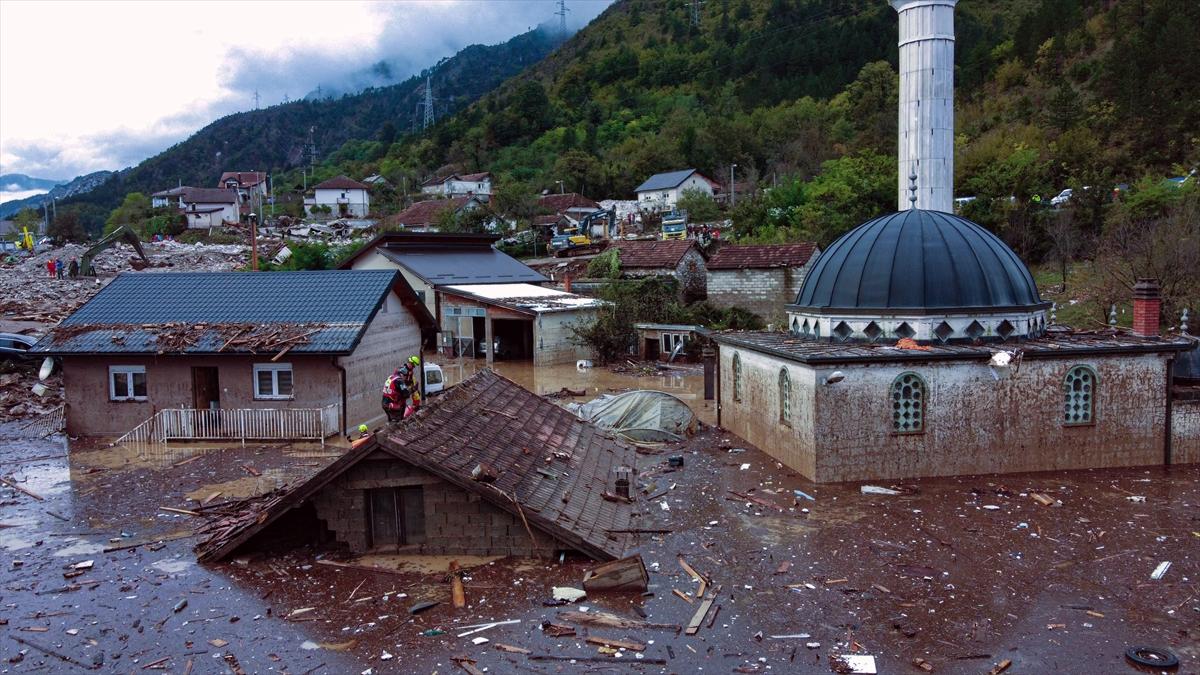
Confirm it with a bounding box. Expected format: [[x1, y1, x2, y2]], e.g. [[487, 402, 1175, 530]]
[[892, 0, 956, 212]]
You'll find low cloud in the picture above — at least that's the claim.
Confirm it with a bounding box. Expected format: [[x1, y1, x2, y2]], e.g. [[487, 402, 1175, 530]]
[[2, 1, 612, 180]]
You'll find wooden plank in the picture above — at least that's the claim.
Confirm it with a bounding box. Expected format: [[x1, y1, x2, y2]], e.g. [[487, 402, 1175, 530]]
[[672, 588, 694, 604], [0, 476, 44, 501], [585, 636, 646, 652], [686, 594, 716, 635]]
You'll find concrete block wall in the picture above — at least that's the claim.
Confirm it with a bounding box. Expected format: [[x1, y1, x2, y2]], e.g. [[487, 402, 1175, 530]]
[[707, 268, 792, 322], [311, 454, 559, 556], [534, 310, 598, 366], [1172, 399, 1200, 465]]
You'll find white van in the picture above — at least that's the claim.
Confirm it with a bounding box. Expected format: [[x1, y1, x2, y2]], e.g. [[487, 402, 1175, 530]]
[[423, 362, 445, 396]]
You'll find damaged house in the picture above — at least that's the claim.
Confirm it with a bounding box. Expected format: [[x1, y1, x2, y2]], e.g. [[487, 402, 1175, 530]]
[[705, 242, 820, 322], [32, 270, 435, 438], [197, 370, 637, 561]]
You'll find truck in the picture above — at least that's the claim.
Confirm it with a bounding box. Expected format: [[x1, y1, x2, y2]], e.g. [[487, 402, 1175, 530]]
[[661, 210, 688, 240]]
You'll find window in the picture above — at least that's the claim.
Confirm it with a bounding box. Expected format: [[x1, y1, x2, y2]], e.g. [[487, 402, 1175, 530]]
[[425, 368, 443, 385], [732, 353, 742, 402], [778, 368, 791, 425], [1063, 365, 1096, 425], [253, 363, 294, 399], [109, 365, 147, 401], [891, 372, 926, 433], [661, 333, 688, 355]]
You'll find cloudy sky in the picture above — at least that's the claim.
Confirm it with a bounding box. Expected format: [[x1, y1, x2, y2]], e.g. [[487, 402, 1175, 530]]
[[0, 0, 611, 182]]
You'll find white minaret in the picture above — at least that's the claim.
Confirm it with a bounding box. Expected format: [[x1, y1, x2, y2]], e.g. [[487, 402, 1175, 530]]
[[892, 0, 956, 212]]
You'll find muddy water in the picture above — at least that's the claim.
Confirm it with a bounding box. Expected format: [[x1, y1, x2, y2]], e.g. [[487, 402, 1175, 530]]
[[432, 356, 718, 425]]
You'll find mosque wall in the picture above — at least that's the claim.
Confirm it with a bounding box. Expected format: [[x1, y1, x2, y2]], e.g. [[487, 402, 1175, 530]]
[[1172, 399, 1200, 465], [718, 346, 1176, 482]]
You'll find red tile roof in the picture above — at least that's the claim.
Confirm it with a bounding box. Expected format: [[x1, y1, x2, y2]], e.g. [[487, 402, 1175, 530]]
[[538, 192, 600, 214], [611, 239, 702, 269], [706, 243, 819, 270], [386, 197, 473, 228], [313, 175, 370, 190], [457, 172, 491, 182], [218, 171, 267, 188]]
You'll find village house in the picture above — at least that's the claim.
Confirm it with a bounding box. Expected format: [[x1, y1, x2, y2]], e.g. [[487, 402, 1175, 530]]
[[31, 270, 435, 439], [712, 0, 1199, 483], [150, 186, 187, 209], [538, 192, 600, 223], [438, 283, 602, 366], [420, 171, 493, 199], [634, 169, 720, 212], [218, 171, 268, 201], [305, 175, 371, 218], [197, 370, 636, 561], [609, 239, 708, 302], [635, 323, 704, 362], [385, 196, 485, 231], [339, 232, 560, 357], [180, 188, 239, 229], [706, 242, 820, 322]]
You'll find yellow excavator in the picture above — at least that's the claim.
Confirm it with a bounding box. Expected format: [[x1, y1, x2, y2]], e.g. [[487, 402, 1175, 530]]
[[79, 224, 150, 276]]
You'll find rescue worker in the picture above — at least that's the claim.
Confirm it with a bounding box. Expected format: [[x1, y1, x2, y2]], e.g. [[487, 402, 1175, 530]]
[[381, 368, 410, 424], [399, 355, 422, 417], [68, 258, 79, 279]]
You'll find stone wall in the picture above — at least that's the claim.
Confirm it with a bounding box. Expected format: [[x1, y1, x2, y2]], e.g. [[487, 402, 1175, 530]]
[[337, 291, 423, 433], [1172, 398, 1200, 465], [720, 345, 1175, 482], [61, 354, 340, 437], [707, 265, 810, 323], [311, 452, 559, 556]]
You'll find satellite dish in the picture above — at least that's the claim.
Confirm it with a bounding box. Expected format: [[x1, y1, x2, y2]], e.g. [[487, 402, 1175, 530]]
[[39, 357, 55, 381]]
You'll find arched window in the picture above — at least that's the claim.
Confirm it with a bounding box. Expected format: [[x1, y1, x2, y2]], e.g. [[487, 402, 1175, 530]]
[[1063, 365, 1097, 425], [778, 367, 791, 424], [891, 372, 927, 433], [732, 353, 742, 402]]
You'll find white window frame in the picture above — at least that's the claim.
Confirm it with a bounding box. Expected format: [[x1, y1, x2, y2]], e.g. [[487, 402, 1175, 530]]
[[109, 365, 147, 401], [253, 363, 294, 400]]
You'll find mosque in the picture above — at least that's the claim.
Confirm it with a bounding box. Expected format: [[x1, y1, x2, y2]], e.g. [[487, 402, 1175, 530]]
[[711, 0, 1198, 482]]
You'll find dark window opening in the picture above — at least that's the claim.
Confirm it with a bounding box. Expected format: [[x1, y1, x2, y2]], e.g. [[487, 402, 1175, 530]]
[[367, 486, 426, 549]]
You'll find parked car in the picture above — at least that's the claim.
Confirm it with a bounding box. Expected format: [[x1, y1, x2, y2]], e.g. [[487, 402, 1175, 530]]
[[1050, 188, 1073, 207], [423, 362, 445, 396], [0, 332, 37, 360]]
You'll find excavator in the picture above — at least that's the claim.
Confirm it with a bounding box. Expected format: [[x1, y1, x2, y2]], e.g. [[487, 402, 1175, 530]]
[[79, 224, 151, 277]]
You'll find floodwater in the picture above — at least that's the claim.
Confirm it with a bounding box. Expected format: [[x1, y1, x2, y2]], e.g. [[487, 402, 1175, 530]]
[[1, 382, 1197, 673]]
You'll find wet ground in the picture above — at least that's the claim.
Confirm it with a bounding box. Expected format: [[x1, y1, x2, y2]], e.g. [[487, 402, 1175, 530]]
[[2, 397, 1197, 673]]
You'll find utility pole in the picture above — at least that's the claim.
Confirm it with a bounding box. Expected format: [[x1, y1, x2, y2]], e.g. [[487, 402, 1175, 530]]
[[729, 164, 737, 208], [556, 180, 565, 194], [555, 0, 569, 37]]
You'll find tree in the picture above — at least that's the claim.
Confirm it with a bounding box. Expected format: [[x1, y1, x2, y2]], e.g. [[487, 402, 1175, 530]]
[[48, 211, 86, 243], [105, 192, 152, 235], [676, 188, 721, 223], [1043, 210, 1085, 292], [13, 208, 41, 233], [492, 179, 538, 225]]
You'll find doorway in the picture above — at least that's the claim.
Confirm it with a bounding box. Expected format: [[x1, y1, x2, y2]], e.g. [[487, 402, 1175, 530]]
[[644, 337, 661, 361], [191, 367, 220, 410], [367, 486, 426, 549]]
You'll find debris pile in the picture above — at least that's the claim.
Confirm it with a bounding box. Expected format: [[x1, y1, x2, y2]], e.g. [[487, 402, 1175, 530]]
[[0, 367, 63, 424], [46, 321, 329, 355], [0, 240, 248, 321]]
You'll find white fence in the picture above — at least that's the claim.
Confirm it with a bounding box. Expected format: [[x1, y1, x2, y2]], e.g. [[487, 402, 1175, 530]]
[[117, 404, 340, 446]]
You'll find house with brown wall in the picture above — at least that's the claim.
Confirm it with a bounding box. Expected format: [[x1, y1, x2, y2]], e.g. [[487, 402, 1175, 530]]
[[32, 270, 435, 438], [610, 239, 707, 302], [197, 370, 637, 561]]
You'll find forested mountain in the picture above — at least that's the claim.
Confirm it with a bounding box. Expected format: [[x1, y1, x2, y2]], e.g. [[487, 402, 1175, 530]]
[[60, 27, 566, 223], [276, 0, 1196, 248]]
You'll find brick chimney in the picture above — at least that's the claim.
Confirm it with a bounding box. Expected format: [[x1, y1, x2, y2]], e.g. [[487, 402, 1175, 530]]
[[563, 274, 572, 293], [1132, 278, 1162, 337]]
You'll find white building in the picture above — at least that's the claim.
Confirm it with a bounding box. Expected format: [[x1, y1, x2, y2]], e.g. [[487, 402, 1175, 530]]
[[634, 169, 719, 212], [218, 171, 269, 203], [305, 176, 370, 218], [178, 188, 239, 229], [420, 172, 492, 199]]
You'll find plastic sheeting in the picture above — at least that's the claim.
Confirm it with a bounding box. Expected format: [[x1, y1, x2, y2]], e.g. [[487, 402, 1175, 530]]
[[567, 390, 697, 442]]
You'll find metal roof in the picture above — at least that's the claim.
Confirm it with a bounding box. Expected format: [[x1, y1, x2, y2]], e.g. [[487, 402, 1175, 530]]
[[32, 270, 407, 355], [795, 209, 1044, 311], [635, 169, 699, 192], [378, 246, 547, 286]]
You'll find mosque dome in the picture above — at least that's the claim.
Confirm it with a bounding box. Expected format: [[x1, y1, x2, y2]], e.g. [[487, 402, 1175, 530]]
[[788, 209, 1049, 343]]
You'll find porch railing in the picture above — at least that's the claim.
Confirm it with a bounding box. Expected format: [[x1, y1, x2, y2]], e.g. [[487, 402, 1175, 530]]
[[116, 404, 340, 446]]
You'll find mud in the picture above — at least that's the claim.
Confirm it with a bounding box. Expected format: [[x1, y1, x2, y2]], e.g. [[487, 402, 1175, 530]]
[[1, 389, 1197, 674]]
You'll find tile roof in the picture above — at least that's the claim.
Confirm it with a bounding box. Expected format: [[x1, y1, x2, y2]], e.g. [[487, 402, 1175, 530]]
[[31, 270, 430, 355], [218, 171, 267, 188], [152, 186, 190, 198], [314, 175, 370, 190], [457, 172, 491, 182], [182, 187, 238, 204], [539, 192, 600, 214], [707, 243, 818, 270], [635, 169, 699, 192], [377, 247, 546, 286], [611, 239, 702, 269], [713, 328, 1193, 364], [386, 197, 474, 228], [197, 370, 637, 562]]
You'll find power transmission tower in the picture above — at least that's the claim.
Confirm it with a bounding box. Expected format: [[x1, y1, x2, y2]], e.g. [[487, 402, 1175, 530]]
[[555, 0, 569, 36], [414, 76, 437, 132], [689, 0, 705, 27], [254, 90, 260, 110]]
